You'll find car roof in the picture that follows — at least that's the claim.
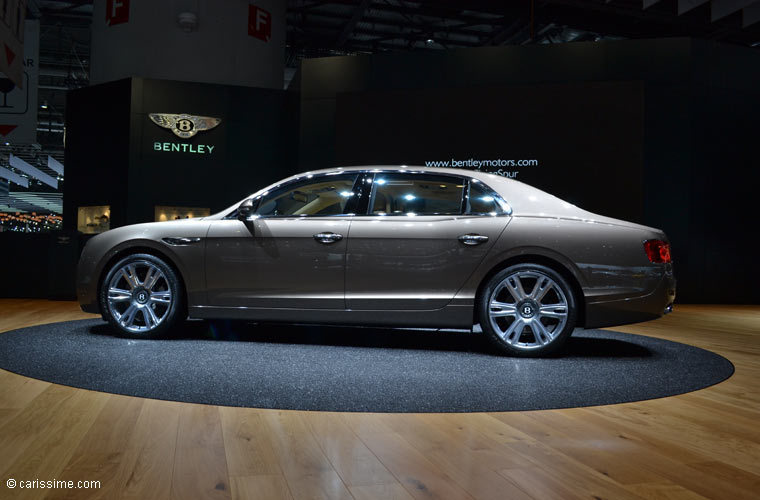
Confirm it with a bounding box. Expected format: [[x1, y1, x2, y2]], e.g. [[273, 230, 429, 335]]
[[303, 165, 496, 179], [300, 166, 605, 221], [211, 165, 599, 222]]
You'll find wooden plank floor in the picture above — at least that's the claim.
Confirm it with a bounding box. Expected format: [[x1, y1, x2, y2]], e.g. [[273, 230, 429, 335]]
[[0, 299, 758, 500]]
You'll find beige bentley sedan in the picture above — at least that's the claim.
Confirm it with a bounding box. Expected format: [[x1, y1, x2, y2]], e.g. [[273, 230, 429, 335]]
[[76, 166, 675, 356]]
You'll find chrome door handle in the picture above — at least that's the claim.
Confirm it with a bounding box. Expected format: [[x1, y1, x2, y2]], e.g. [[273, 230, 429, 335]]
[[458, 234, 489, 246], [313, 232, 343, 244]]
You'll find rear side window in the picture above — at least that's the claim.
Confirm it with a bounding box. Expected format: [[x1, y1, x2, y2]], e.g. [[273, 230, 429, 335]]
[[467, 180, 511, 215], [369, 173, 465, 215]]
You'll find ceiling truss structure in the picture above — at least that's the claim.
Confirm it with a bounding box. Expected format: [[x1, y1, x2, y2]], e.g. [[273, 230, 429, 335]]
[[1, 0, 759, 216], [286, 0, 760, 60], [25, 0, 760, 143]]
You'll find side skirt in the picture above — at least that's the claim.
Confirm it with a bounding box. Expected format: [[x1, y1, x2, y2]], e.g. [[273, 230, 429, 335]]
[[188, 304, 474, 329]]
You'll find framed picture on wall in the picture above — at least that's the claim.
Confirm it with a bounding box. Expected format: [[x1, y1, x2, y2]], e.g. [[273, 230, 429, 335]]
[[154, 206, 211, 222], [77, 206, 111, 234]]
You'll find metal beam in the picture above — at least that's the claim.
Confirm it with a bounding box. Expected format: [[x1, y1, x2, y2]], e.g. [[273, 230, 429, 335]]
[[300, 0, 504, 27], [712, 0, 759, 21], [0, 167, 29, 188], [337, 0, 373, 47], [300, 9, 500, 39], [484, 18, 526, 45], [297, 22, 482, 47], [289, 32, 457, 52], [548, 0, 706, 26], [47, 156, 64, 176], [9, 155, 58, 189], [678, 0, 710, 15], [643, 0, 663, 8], [52, 0, 92, 13], [744, 2, 760, 26]]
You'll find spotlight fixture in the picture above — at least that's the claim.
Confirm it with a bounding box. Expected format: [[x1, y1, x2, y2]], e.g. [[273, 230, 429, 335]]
[[177, 12, 198, 33]]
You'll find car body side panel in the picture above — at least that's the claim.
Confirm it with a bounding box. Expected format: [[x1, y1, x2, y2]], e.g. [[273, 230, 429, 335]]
[[76, 219, 211, 313], [454, 216, 674, 327], [585, 269, 675, 328], [189, 304, 475, 329], [79, 166, 676, 331], [345, 215, 510, 310], [204, 217, 350, 308]]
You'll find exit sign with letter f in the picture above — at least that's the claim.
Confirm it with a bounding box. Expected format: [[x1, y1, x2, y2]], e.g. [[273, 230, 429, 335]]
[[248, 4, 272, 42], [106, 0, 130, 27]]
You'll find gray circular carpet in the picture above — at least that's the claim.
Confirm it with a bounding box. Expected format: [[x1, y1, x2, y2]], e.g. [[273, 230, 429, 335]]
[[0, 319, 733, 412]]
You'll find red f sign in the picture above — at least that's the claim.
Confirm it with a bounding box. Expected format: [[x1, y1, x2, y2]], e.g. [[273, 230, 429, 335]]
[[106, 0, 130, 27], [248, 4, 272, 42]]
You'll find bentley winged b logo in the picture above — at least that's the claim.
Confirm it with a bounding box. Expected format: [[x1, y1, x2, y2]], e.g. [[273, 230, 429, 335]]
[[149, 113, 222, 139]]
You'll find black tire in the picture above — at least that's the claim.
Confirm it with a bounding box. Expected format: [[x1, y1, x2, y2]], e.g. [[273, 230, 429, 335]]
[[478, 263, 577, 357], [99, 253, 186, 339]]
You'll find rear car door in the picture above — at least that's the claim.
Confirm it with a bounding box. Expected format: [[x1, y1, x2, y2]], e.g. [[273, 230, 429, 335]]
[[345, 172, 510, 310]]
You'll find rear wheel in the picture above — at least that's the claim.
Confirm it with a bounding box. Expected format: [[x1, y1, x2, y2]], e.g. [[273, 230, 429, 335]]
[[100, 253, 185, 339], [479, 263, 577, 357]]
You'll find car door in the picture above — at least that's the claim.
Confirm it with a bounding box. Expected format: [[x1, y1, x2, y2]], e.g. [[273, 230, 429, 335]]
[[205, 173, 360, 308], [345, 172, 511, 310]]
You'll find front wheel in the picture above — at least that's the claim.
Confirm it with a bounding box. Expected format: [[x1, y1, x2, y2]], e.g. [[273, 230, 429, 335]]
[[99, 253, 185, 339], [478, 263, 577, 357]]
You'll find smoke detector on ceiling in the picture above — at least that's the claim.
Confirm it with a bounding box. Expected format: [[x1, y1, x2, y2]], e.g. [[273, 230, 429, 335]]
[[177, 12, 198, 33]]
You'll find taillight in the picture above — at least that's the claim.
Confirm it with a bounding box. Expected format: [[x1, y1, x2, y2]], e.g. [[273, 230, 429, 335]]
[[644, 240, 672, 263]]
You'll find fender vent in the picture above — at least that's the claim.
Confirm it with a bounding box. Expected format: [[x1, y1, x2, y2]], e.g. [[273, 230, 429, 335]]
[[162, 237, 202, 246]]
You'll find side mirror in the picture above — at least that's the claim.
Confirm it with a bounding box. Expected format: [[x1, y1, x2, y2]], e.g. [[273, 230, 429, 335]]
[[237, 199, 254, 221]]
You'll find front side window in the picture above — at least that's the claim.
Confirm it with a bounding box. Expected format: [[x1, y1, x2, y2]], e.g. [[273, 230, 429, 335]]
[[368, 173, 465, 215], [255, 174, 359, 217]]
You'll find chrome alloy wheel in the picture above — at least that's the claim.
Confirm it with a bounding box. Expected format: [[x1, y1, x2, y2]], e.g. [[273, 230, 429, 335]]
[[106, 260, 173, 333], [488, 270, 569, 349]]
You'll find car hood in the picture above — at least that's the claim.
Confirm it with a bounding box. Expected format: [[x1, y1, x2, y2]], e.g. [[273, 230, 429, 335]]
[[86, 217, 212, 248]]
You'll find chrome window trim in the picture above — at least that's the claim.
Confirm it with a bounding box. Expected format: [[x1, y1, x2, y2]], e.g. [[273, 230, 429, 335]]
[[361, 171, 469, 217], [225, 169, 513, 219], [466, 178, 513, 216], [227, 172, 361, 220], [250, 213, 356, 220]]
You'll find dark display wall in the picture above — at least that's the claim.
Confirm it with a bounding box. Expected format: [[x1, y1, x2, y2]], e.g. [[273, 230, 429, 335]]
[[335, 82, 644, 224], [298, 38, 760, 303], [64, 77, 298, 230], [64, 79, 131, 230], [4, 38, 757, 304], [2, 77, 297, 299]]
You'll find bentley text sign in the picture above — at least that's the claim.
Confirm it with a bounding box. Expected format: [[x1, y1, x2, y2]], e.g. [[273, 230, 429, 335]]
[[148, 112, 221, 155], [153, 142, 215, 154]]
